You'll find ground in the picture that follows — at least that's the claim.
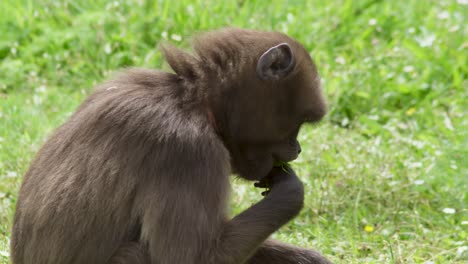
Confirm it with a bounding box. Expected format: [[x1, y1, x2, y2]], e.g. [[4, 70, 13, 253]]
[[0, 0, 466, 263]]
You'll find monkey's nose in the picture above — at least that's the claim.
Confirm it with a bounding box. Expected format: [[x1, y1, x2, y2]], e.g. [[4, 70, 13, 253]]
[[297, 146, 302, 154]]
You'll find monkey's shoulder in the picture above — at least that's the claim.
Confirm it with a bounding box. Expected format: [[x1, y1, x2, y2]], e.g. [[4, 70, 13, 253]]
[[59, 69, 212, 145]]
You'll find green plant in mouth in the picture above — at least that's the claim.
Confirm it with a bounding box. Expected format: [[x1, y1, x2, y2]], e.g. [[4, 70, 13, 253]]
[[273, 161, 290, 173]]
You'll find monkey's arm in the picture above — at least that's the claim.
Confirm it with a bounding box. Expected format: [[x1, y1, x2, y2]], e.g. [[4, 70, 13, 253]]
[[216, 167, 306, 263], [140, 139, 305, 264]]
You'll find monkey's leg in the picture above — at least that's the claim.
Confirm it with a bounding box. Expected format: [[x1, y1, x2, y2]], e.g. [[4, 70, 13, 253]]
[[107, 242, 150, 264], [247, 239, 332, 264]]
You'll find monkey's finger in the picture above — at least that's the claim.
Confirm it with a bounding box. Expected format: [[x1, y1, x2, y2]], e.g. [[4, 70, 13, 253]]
[[254, 182, 268, 188], [256, 180, 272, 188], [261, 190, 271, 196]]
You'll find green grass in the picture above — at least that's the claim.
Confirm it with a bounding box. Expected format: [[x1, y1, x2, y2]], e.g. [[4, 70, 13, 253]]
[[0, 0, 466, 263]]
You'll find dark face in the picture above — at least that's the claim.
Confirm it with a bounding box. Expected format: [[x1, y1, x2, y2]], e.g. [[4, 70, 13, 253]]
[[230, 130, 302, 181], [227, 41, 326, 181]]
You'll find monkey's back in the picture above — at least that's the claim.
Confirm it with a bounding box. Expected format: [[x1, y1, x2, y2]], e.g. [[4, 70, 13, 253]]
[[10, 69, 212, 264]]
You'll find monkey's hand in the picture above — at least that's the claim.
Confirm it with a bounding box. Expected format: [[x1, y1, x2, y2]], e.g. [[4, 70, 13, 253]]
[[254, 166, 304, 221], [254, 176, 273, 196], [254, 165, 300, 197]]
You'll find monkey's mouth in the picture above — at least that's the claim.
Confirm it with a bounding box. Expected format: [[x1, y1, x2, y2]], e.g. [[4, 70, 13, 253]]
[[272, 151, 299, 164]]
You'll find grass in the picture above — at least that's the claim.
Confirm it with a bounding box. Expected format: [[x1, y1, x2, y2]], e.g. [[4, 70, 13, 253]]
[[0, 0, 466, 263]]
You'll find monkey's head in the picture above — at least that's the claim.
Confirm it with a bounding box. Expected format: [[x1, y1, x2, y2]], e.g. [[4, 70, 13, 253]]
[[164, 29, 327, 181]]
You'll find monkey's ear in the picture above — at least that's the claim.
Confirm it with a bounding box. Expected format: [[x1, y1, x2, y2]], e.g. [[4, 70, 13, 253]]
[[256, 43, 295, 81], [161, 44, 198, 80]]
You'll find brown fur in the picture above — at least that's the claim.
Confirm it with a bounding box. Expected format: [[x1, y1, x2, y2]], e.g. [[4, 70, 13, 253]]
[[11, 28, 330, 264]]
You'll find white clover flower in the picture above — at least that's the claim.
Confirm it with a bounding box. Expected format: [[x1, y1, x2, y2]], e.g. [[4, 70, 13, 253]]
[[442, 208, 456, 214], [171, 34, 182, 42]]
